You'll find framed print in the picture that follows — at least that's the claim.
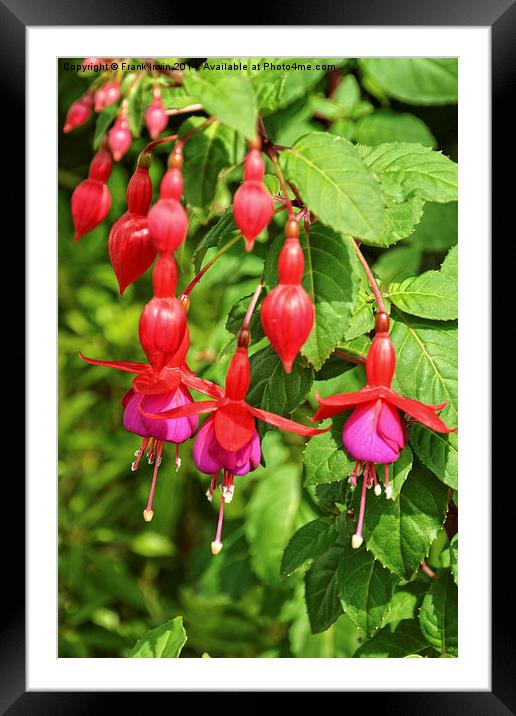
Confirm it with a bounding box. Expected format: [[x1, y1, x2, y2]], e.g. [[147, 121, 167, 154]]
[[3, 0, 507, 710]]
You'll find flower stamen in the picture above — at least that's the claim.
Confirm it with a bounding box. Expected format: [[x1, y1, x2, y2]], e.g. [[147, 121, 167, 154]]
[[211, 496, 225, 555], [352, 471, 368, 549], [143, 440, 162, 522], [131, 436, 150, 472]]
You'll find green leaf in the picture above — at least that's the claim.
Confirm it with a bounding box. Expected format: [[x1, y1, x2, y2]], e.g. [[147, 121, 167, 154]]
[[130, 531, 174, 558], [358, 464, 449, 579], [245, 465, 301, 585], [359, 143, 458, 204], [383, 195, 426, 247], [355, 110, 436, 147], [192, 209, 237, 272], [419, 570, 458, 656], [354, 619, 431, 657], [373, 245, 422, 285], [182, 119, 233, 210], [345, 287, 375, 340], [128, 617, 187, 658], [246, 58, 327, 114], [305, 541, 346, 633], [385, 445, 414, 500], [226, 292, 265, 343], [126, 75, 145, 137], [281, 517, 338, 575], [358, 58, 458, 105], [441, 244, 458, 279], [304, 414, 356, 486], [410, 202, 458, 252], [281, 133, 385, 242], [449, 535, 458, 585], [390, 310, 458, 424], [389, 269, 458, 320], [93, 105, 117, 149], [338, 548, 398, 636], [246, 345, 314, 438], [409, 426, 458, 489], [183, 68, 257, 140]]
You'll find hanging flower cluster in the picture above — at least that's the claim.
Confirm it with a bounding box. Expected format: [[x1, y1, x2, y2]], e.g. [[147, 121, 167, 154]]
[[67, 59, 456, 557]]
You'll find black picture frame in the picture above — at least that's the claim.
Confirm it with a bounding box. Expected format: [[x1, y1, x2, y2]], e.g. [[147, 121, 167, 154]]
[[5, 0, 506, 711]]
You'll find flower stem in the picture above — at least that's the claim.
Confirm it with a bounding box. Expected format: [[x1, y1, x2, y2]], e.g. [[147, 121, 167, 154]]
[[242, 279, 264, 331], [181, 235, 240, 297], [351, 240, 387, 314], [334, 349, 366, 366]]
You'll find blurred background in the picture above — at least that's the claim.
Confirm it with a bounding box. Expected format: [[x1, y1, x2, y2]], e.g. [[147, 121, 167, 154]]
[[58, 59, 457, 657]]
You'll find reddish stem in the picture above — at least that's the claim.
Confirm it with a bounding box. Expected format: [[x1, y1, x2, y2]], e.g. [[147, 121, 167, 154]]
[[334, 350, 366, 366], [352, 240, 387, 314], [242, 279, 264, 331]]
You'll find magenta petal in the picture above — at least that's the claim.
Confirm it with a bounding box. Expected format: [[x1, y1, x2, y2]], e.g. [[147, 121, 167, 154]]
[[193, 416, 261, 476], [192, 418, 222, 474], [342, 400, 405, 464], [141, 384, 198, 443], [124, 391, 151, 437]]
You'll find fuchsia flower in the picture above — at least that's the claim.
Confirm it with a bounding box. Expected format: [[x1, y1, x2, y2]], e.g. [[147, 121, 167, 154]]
[[80, 327, 222, 521], [108, 115, 132, 162], [312, 312, 457, 549], [143, 327, 328, 554], [63, 92, 93, 133]]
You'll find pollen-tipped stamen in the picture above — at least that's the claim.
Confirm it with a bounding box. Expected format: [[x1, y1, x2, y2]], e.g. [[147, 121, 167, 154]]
[[147, 437, 157, 464], [143, 440, 162, 521], [175, 443, 182, 472], [221, 471, 235, 504], [352, 471, 368, 549], [131, 436, 150, 472], [349, 460, 361, 488], [211, 496, 225, 555], [384, 464, 392, 499], [206, 473, 218, 502]]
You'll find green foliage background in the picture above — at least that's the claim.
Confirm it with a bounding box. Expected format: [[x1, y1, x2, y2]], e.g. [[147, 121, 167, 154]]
[[58, 58, 458, 658]]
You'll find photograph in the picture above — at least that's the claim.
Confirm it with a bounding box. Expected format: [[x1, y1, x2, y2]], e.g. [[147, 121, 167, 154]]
[[57, 56, 459, 660]]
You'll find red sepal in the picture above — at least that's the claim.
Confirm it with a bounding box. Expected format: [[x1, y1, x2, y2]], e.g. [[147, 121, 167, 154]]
[[141, 399, 219, 421], [311, 387, 384, 420], [382, 389, 457, 433], [214, 402, 255, 451], [79, 352, 146, 374], [248, 405, 331, 436]]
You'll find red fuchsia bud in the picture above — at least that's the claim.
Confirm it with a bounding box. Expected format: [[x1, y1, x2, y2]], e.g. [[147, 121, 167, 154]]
[[243, 149, 265, 182], [127, 167, 152, 215], [63, 92, 93, 133], [233, 181, 274, 252], [160, 168, 183, 201], [108, 212, 156, 294], [278, 237, 304, 284], [88, 148, 113, 182], [365, 313, 396, 387], [152, 254, 178, 297], [261, 283, 314, 373], [103, 81, 121, 107], [71, 179, 111, 242], [147, 198, 188, 254], [225, 345, 251, 400], [139, 296, 187, 372], [108, 116, 132, 161], [94, 85, 107, 112], [145, 96, 168, 140]]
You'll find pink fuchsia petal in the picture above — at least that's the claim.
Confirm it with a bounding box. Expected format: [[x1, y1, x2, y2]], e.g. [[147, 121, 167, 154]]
[[123, 391, 151, 437], [342, 399, 406, 464], [141, 384, 198, 443], [193, 416, 261, 476], [382, 389, 457, 433], [311, 387, 384, 421]]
